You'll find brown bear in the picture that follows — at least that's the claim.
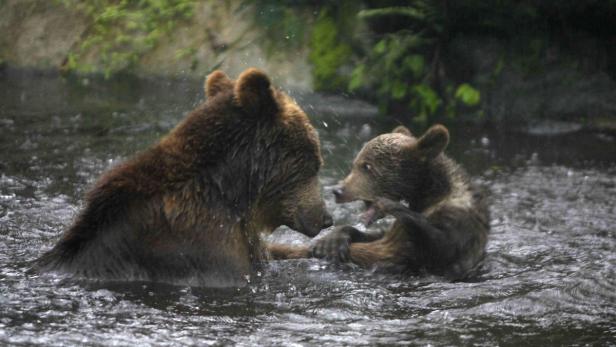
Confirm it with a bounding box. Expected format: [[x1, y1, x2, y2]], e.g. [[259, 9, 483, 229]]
[[269, 125, 489, 280], [34, 68, 332, 286]]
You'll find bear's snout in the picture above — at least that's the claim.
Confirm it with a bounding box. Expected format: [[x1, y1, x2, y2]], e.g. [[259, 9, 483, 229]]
[[332, 187, 343, 198], [332, 185, 354, 203]]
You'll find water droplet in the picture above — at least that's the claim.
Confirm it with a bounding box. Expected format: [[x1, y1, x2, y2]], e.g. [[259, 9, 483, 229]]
[[480, 136, 490, 146], [359, 124, 371, 139]]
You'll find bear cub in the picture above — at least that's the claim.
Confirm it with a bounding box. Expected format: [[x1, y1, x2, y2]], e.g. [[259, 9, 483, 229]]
[[313, 125, 490, 280], [310, 124, 490, 280]]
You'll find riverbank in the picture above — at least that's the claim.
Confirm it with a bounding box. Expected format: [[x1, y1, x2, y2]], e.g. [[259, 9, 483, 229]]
[[2, 0, 616, 131], [0, 0, 312, 89], [3, 66, 615, 141]]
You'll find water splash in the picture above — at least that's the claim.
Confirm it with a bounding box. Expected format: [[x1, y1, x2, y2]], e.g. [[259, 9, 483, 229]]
[[0, 74, 614, 345]]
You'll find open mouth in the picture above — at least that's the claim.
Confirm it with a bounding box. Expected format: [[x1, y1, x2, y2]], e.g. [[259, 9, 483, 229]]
[[360, 200, 385, 226]]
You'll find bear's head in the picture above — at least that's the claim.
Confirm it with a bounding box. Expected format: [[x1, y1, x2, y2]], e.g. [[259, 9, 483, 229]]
[[332, 124, 451, 224], [203, 68, 332, 237]]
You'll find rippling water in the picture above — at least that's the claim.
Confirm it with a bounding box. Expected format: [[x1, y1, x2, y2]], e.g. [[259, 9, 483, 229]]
[[1, 72, 615, 345]]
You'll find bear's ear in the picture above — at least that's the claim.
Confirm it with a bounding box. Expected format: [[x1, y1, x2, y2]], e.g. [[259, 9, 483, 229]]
[[205, 70, 233, 99], [392, 125, 413, 137], [416, 124, 449, 159], [234, 68, 278, 116]]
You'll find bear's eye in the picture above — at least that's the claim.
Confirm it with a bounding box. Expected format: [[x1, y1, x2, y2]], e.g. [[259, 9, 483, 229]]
[[361, 163, 372, 172]]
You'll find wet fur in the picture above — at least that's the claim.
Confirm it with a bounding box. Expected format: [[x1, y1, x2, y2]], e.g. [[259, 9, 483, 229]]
[[271, 125, 490, 280], [270, 174, 489, 279], [34, 69, 327, 286]]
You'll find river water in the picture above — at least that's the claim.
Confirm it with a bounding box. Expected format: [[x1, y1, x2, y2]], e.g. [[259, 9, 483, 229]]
[[1, 71, 615, 346]]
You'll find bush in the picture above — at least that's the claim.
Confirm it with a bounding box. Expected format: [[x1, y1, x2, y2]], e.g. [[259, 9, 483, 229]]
[[58, 0, 195, 77], [348, 2, 481, 123]]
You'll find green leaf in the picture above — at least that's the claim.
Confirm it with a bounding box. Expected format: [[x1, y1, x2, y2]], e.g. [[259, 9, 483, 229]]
[[404, 54, 424, 78], [391, 80, 407, 100], [454, 83, 481, 106], [348, 64, 366, 92], [374, 39, 387, 54], [412, 84, 441, 114]]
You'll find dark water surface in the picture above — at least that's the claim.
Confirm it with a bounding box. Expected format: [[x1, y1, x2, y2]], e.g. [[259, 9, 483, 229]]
[[1, 71, 615, 346]]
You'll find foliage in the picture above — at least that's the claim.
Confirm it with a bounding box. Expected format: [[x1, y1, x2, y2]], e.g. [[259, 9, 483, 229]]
[[308, 8, 353, 92], [359, 6, 426, 22], [454, 84, 480, 107], [349, 2, 481, 123], [58, 0, 196, 77], [250, 1, 357, 91], [347, 0, 616, 121], [249, 0, 483, 120], [51, 0, 616, 122], [251, 1, 311, 54]]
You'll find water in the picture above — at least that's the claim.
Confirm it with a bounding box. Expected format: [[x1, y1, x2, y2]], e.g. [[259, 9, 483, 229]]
[[1, 71, 615, 346]]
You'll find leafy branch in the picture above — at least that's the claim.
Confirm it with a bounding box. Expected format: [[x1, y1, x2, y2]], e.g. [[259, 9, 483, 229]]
[[58, 0, 195, 77]]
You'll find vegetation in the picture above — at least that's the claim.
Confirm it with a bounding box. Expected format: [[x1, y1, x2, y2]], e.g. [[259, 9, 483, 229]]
[[251, 1, 310, 54], [251, 1, 357, 92], [304, 0, 616, 122], [349, 3, 482, 122], [283, 1, 485, 122], [57, 0, 195, 77], [52, 0, 616, 122], [308, 9, 352, 92]]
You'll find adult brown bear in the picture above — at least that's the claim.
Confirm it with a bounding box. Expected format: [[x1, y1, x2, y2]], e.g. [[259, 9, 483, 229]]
[[34, 68, 332, 286], [269, 125, 489, 280]]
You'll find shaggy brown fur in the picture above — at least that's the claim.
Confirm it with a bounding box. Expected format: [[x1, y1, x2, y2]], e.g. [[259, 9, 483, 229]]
[[34, 68, 332, 286], [270, 125, 489, 280]]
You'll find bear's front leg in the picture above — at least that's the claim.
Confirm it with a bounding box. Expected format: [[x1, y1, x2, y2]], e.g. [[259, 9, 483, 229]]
[[374, 198, 452, 254], [266, 243, 311, 260], [311, 225, 384, 262]]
